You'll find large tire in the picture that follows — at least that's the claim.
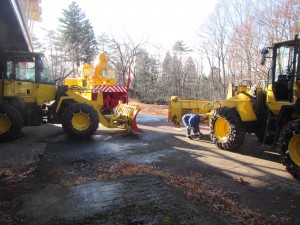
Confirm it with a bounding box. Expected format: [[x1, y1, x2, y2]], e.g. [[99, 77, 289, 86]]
[[279, 120, 300, 180], [0, 104, 23, 141], [210, 107, 246, 151], [62, 103, 99, 138]]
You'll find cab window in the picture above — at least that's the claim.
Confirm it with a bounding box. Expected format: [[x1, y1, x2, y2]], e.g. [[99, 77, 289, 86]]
[[15, 57, 36, 82], [37, 56, 55, 84], [296, 42, 300, 81], [274, 45, 293, 81], [102, 68, 116, 79], [6, 61, 14, 79]]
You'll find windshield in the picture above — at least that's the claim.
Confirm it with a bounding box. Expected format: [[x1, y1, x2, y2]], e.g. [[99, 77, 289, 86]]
[[272, 39, 300, 101], [15, 58, 36, 82], [39, 55, 55, 84], [274, 44, 294, 82], [296, 41, 300, 81], [102, 68, 116, 79]]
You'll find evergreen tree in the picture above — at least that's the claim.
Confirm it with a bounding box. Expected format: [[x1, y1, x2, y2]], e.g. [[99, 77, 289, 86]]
[[58, 1, 98, 68], [172, 41, 192, 97], [81, 20, 98, 63], [172, 40, 192, 52], [134, 50, 160, 101], [161, 51, 173, 96], [171, 53, 181, 96], [183, 57, 197, 98]]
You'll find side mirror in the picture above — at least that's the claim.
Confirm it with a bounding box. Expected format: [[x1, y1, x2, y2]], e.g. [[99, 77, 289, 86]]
[[260, 48, 269, 65]]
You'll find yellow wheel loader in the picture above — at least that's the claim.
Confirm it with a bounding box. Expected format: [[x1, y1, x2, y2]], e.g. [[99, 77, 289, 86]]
[[0, 51, 140, 141], [168, 35, 300, 180]]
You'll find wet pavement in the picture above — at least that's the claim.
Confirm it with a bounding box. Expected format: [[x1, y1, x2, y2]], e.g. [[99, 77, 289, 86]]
[[1, 113, 300, 224], [15, 175, 226, 225]]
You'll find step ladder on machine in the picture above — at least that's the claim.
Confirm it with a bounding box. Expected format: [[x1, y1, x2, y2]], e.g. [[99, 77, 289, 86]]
[[262, 110, 281, 149]]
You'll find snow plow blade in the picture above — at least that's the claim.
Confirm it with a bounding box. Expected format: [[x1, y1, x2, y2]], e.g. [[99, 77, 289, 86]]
[[112, 102, 141, 132]]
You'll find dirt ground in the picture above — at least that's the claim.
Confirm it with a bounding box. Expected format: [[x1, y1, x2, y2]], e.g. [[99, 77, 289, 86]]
[[0, 100, 300, 225], [129, 100, 169, 116]]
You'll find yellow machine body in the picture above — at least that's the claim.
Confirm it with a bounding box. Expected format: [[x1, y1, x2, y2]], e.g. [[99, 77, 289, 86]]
[[168, 88, 257, 126], [168, 35, 300, 180], [57, 88, 140, 131], [266, 83, 300, 118], [3, 79, 57, 106], [93, 53, 116, 86], [0, 51, 140, 141], [64, 53, 116, 88]]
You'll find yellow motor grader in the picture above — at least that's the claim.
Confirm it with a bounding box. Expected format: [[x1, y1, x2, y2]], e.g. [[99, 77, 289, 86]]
[[0, 51, 140, 141], [168, 35, 300, 180]]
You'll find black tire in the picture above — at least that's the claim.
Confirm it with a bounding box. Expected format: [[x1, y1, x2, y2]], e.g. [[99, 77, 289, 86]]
[[0, 104, 23, 141], [62, 103, 99, 138], [279, 120, 300, 180], [210, 107, 246, 151]]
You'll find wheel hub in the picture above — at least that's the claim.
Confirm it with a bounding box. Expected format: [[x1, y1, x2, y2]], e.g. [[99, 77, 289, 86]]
[[215, 117, 229, 140], [71, 112, 91, 131], [0, 114, 11, 134], [288, 134, 300, 166]]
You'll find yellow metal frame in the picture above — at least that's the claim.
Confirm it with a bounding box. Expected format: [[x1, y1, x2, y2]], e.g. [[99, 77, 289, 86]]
[[64, 52, 117, 90], [168, 88, 257, 126], [266, 83, 300, 116], [3, 79, 57, 106], [56, 89, 139, 131], [168, 96, 215, 125], [93, 53, 116, 86], [221, 93, 257, 121]]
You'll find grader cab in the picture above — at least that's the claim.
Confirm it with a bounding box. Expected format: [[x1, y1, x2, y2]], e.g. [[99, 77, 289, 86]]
[[0, 51, 140, 141], [168, 34, 300, 180]]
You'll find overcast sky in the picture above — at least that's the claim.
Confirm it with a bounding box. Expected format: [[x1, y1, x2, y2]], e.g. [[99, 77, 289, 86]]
[[34, 0, 218, 51]]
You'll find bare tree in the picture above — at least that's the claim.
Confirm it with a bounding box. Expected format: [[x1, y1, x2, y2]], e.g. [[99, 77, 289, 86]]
[[97, 33, 147, 86], [196, 1, 231, 100], [33, 29, 73, 83], [195, 0, 300, 101]]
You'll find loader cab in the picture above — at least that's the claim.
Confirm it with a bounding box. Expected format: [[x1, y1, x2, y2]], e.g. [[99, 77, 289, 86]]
[[0, 51, 55, 84], [268, 36, 300, 102], [0, 51, 56, 105]]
